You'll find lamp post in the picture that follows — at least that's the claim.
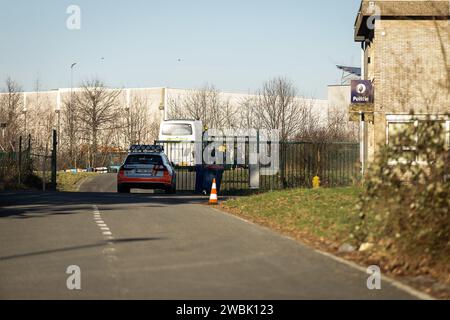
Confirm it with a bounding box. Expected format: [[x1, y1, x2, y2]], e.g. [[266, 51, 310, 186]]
[[23, 92, 27, 135], [56, 90, 61, 153], [70, 62, 77, 169], [71, 62, 77, 112]]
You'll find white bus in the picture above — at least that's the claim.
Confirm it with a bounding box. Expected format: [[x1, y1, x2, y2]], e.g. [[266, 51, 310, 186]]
[[158, 120, 203, 166]]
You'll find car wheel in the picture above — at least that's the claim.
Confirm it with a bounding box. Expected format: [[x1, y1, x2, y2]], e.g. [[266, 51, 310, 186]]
[[117, 185, 130, 193], [165, 185, 176, 194]]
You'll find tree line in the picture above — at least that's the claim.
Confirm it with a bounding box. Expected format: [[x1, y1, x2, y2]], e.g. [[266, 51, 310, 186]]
[[0, 76, 358, 169]]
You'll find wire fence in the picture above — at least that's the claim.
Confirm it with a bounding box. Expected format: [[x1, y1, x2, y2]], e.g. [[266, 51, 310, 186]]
[[0, 132, 57, 191]]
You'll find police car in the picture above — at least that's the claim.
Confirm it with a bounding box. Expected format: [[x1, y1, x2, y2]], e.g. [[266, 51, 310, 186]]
[[117, 145, 176, 194]]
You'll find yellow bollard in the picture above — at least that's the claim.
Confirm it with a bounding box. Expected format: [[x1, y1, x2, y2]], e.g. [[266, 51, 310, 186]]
[[312, 176, 320, 189]]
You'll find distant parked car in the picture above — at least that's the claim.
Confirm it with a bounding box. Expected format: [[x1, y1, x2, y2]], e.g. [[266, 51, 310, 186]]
[[117, 145, 176, 194], [108, 165, 121, 173]]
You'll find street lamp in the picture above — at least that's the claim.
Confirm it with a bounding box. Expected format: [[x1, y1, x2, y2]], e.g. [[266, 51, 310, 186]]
[[70, 62, 77, 169], [71, 62, 77, 102], [23, 92, 27, 135]]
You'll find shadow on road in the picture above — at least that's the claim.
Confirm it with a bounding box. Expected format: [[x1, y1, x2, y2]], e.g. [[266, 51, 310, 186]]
[[0, 237, 165, 261], [0, 191, 209, 219]]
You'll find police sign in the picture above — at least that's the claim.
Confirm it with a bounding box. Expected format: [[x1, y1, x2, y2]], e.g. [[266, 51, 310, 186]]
[[351, 80, 374, 104]]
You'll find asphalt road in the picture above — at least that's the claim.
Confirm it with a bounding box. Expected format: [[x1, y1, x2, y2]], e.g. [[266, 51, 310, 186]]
[[0, 174, 420, 299]]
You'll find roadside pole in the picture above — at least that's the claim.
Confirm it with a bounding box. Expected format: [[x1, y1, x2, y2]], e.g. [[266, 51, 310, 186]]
[[27, 134, 31, 164], [18, 136, 22, 185], [51, 129, 57, 191], [43, 142, 47, 192], [360, 112, 368, 176]]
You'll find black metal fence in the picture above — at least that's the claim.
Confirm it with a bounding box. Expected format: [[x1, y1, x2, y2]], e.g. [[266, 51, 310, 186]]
[[0, 131, 57, 191], [155, 140, 360, 192], [261, 142, 360, 190]]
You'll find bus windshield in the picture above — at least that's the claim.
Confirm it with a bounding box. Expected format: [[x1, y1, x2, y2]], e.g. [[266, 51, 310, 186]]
[[162, 123, 193, 136]]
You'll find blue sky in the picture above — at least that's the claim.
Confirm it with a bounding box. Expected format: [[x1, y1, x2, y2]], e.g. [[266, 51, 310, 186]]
[[0, 0, 362, 98]]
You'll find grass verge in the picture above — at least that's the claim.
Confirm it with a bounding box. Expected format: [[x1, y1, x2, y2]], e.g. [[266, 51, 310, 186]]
[[221, 187, 361, 250], [56, 172, 99, 192]]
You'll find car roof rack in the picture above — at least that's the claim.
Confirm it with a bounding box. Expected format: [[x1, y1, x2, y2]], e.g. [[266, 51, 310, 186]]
[[129, 145, 164, 153]]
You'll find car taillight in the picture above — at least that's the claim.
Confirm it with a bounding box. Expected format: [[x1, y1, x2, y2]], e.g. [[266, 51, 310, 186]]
[[118, 166, 125, 177], [155, 165, 169, 176], [159, 166, 169, 176]]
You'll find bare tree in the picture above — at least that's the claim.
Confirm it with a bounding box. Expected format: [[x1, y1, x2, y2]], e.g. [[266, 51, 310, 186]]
[[121, 95, 150, 146], [168, 84, 231, 129], [220, 98, 237, 129], [62, 96, 80, 168], [294, 99, 321, 141], [294, 104, 358, 143], [0, 77, 23, 151], [74, 79, 121, 167], [26, 82, 55, 153], [431, 2, 450, 94], [237, 96, 257, 129], [325, 106, 359, 142], [252, 77, 304, 141]]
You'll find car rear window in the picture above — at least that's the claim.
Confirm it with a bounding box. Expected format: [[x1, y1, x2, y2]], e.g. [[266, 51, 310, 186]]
[[125, 154, 163, 165]]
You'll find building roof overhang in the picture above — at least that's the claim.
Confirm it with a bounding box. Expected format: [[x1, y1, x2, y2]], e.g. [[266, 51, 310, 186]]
[[354, 0, 450, 42]]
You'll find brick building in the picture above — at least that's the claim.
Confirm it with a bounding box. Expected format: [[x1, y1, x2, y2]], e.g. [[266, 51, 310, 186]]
[[354, 0, 449, 165]]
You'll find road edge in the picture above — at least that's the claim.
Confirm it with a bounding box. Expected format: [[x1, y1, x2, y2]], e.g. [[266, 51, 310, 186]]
[[208, 206, 435, 300], [75, 175, 96, 192]]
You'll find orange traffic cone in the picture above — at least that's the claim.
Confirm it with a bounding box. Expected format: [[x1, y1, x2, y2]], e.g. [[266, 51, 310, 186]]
[[209, 178, 218, 205]]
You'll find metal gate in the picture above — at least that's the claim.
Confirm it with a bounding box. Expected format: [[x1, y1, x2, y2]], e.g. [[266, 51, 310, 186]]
[[154, 141, 196, 191], [155, 140, 360, 192]]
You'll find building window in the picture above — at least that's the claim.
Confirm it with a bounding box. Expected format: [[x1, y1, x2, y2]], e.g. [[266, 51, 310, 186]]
[[386, 115, 450, 165]]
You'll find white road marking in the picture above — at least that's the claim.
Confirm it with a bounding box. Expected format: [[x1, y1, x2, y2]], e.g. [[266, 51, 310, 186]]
[[92, 205, 115, 242], [92, 205, 122, 290]]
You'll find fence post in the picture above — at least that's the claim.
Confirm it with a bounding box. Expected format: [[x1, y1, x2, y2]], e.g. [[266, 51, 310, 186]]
[[18, 136, 22, 185], [279, 141, 286, 189], [51, 129, 57, 191], [249, 130, 260, 189], [26, 135, 30, 174], [43, 144, 47, 192], [27, 134, 31, 157]]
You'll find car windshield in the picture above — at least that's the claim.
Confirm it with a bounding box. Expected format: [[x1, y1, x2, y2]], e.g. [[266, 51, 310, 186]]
[[162, 123, 193, 136], [125, 154, 163, 165]]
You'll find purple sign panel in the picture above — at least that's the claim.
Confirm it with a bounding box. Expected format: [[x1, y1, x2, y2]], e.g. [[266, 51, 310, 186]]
[[351, 80, 374, 104]]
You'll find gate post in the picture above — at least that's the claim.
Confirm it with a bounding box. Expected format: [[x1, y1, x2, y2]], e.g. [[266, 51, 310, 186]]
[[249, 131, 260, 189]]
